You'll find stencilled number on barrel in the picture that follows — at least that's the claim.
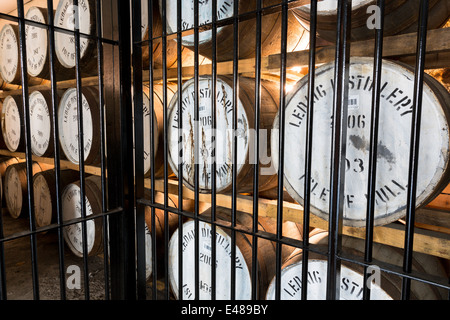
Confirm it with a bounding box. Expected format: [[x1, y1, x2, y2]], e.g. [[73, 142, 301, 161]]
[[345, 158, 364, 173], [347, 114, 366, 129]]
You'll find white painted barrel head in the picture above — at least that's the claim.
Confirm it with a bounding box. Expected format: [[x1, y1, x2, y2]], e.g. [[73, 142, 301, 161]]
[[62, 182, 96, 257], [25, 7, 48, 78], [4, 165, 23, 219], [271, 57, 450, 227], [1, 95, 22, 152], [0, 24, 19, 84], [168, 220, 252, 300], [167, 76, 249, 193], [265, 258, 393, 300], [54, 0, 92, 68], [162, 0, 233, 46], [29, 91, 52, 157], [33, 173, 53, 228], [58, 88, 94, 164]]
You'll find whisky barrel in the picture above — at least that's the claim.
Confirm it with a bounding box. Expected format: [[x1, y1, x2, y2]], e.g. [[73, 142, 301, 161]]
[[4, 161, 53, 219], [29, 90, 61, 157], [33, 169, 80, 229], [1, 94, 25, 152], [61, 175, 103, 257], [141, 0, 210, 69], [0, 23, 51, 85], [167, 75, 279, 194], [143, 190, 206, 279], [292, 0, 450, 42], [0, 24, 21, 85], [58, 86, 100, 165], [265, 231, 448, 300], [271, 57, 450, 227], [161, 0, 311, 61], [25, 6, 70, 80], [161, 0, 310, 62], [168, 207, 302, 299], [54, 0, 97, 73], [0, 156, 21, 207]]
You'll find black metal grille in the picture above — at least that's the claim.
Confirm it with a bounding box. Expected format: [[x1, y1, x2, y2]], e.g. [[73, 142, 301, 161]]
[[0, 0, 448, 303]]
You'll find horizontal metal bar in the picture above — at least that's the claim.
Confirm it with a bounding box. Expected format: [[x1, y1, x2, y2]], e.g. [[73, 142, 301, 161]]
[[0, 207, 123, 244], [0, 12, 119, 46], [338, 251, 450, 292]]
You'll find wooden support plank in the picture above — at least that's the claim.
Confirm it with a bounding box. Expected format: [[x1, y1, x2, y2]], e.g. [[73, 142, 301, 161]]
[[0, 149, 102, 176]]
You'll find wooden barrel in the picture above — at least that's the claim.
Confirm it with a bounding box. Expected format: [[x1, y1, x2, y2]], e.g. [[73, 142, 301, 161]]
[[33, 169, 80, 229], [0, 156, 21, 207], [167, 75, 279, 194], [4, 161, 53, 219], [57, 86, 100, 165], [61, 175, 103, 257], [0, 23, 51, 86], [1, 94, 25, 152], [292, 0, 450, 43], [168, 206, 303, 299], [271, 57, 450, 228], [0, 24, 21, 85], [29, 90, 62, 157], [54, 0, 97, 73], [161, 0, 310, 62], [265, 231, 448, 300], [141, 0, 210, 69], [139, 84, 176, 178], [25, 6, 70, 81], [143, 190, 206, 279]]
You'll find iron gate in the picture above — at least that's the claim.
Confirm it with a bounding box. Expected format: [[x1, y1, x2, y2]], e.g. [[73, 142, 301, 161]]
[[0, 0, 448, 302]]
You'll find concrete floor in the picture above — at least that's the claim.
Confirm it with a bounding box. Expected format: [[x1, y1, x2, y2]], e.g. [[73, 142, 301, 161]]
[[0, 210, 108, 300]]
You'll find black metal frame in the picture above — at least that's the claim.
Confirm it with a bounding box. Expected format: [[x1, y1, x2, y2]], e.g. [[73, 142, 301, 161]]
[[0, 0, 448, 301], [132, 0, 450, 301]]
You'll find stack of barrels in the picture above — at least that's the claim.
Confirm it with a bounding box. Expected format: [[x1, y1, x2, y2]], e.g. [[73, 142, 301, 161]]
[[0, 0, 448, 300]]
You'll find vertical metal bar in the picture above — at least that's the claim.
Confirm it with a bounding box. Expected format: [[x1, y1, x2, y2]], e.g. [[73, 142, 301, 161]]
[[109, 0, 137, 299], [96, 0, 110, 301], [363, 0, 385, 301], [210, 0, 218, 301], [160, 0, 170, 300], [17, 0, 39, 300], [46, 0, 66, 300], [326, 0, 351, 300], [176, 0, 184, 301], [251, 0, 262, 301], [72, 0, 90, 300], [301, 0, 318, 301], [275, 0, 288, 301], [402, 0, 429, 301], [230, 0, 239, 301], [132, 0, 146, 300], [147, 0, 158, 300], [193, 0, 200, 301], [0, 197, 6, 300]]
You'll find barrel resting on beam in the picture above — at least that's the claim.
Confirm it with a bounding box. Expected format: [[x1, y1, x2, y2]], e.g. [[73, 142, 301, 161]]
[[147, 27, 450, 82], [143, 178, 450, 260]]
